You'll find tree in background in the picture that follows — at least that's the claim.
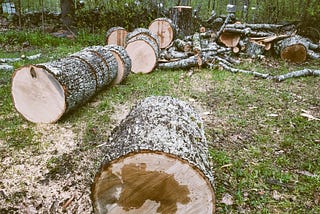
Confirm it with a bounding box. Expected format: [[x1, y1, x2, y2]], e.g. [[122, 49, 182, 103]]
[[60, 0, 75, 30]]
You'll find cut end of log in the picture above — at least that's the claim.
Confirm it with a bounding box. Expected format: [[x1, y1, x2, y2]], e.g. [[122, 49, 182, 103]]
[[219, 32, 241, 48], [126, 38, 158, 74], [92, 151, 215, 214], [149, 18, 175, 49], [11, 65, 66, 123], [281, 44, 307, 63], [106, 27, 128, 47]]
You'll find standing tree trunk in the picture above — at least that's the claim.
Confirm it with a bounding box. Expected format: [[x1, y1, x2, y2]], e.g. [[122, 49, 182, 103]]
[[92, 96, 215, 214], [60, 0, 75, 30]]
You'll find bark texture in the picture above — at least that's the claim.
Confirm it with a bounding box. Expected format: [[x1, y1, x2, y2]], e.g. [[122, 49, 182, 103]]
[[169, 6, 194, 37], [92, 96, 215, 214], [275, 35, 309, 63], [11, 46, 118, 123]]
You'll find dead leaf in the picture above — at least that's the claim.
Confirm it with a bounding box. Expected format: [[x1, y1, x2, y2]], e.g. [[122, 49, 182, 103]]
[[221, 193, 233, 205], [267, 113, 278, 117]]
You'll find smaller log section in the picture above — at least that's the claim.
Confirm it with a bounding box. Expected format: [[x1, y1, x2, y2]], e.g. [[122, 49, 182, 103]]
[[125, 29, 160, 74], [11, 46, 122, 123], [148, 17, 176, 49], [105, 26, 128, 47], [92, 96, 215, 214], [104, 45, 132, 84]]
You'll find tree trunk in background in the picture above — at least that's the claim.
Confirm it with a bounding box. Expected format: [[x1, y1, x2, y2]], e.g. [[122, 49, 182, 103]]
[[60, 0, 75, 30]]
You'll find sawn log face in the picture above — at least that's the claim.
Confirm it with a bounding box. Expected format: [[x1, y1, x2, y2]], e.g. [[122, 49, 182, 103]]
[[92, 96, 215, 214]]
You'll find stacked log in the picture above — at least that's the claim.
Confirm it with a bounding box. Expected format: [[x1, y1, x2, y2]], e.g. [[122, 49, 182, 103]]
[[11, 45, 131, 123], [148, 18, 176, 49], [92, 96, 215, 214], [105, 26, 128, 47], [125, 28, 160, 74]]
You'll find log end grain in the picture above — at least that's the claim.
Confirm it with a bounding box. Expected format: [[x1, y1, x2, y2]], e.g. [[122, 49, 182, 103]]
[[11, 65, 66, 123], [106, 27, 128, 47], [92, 152, 215, 214], [125, 39, 158, 74], [149, 18, 175, 49], [219, 32, 241, 47], [281, 44, 307, 63]]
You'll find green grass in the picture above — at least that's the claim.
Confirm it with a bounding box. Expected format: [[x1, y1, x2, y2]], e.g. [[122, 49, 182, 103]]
[[0, 30, 319, 213]]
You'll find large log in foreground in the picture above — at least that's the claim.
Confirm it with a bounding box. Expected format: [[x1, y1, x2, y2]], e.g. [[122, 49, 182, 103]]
[[11, 46, 118, 123], [92, 96, 215, 214]]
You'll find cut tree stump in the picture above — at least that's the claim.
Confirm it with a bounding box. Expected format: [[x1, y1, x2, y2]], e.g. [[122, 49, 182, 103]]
[[169, 6, 194, 37], [11, 46, 117, 123], [92, 96, 215, 214], [125, 34, 159, 74], [149, 17, 176, 49], [105, 26, 128, 47]]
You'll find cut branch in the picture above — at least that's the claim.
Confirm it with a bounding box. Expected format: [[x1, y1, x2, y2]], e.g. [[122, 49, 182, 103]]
[[272, 69, 320, 82]]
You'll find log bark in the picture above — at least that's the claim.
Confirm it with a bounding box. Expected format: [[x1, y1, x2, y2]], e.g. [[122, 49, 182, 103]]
[[104, 45, 132, 84], [92, 96, 215, 214], [246, 40, 265, 58], [125, 35, 159, 74], [169, 6, 194, 37], [173, 39, 192, 52], [148, 17, 176, 49], [105, 26, 128, 47], [126, 28, 160, 50], [274, 35, 309, 63], [158, 55, 200, 69], [272, 69, 320, 82], [11, 46, 117, 123]]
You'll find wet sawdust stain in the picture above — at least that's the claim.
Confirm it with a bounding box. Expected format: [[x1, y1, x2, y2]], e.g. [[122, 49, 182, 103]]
[[118, 163, 190, 213]]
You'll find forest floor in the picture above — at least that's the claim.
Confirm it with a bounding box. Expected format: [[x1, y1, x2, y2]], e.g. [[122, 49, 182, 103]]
[[0, 30, 320, 213]]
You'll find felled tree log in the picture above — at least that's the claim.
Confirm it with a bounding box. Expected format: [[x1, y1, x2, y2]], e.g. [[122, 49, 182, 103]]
[[169, 6, 194, 37], [225, 23, 285, 31], [11, 46, 117, 123], [246, 40, 265, 58], [104, 45, 132, 84], [274, 35, 310, 63], [218, 62, 270, 78], [223, 27, 274, 37], [92, 96, 215, 214], [126, 28, 160, 50], [173, 38, 192, 52], [158, 55, 200, 69], [125, 34, 159, 74], [272, 69, 320, 82], [192, 32, 202, 54], [149, 18, 176, 49], [105, 26, 128, 47]]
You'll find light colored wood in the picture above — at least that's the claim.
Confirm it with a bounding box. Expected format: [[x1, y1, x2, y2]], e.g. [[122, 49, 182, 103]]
[[219, 32, 241, 47], [92, 96, 215, 213], [125, 35, 158, 73], [93, 152, 215, 214], [106, 26, 128, 47], [105, 45, 132, 84], [11, 65, 66, 123], [149, 18, 175, 49]]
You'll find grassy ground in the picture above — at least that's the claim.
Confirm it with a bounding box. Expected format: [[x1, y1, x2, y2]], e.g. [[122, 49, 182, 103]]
[[0, 30, 319, 213]]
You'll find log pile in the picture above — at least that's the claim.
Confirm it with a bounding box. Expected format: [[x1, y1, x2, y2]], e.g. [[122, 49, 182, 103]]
[[11, 45, 131, 123], [92, 96, 215, 214]]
